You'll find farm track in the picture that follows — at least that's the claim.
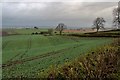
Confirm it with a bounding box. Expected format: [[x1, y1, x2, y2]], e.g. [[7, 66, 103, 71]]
[[19, 36, 32, 59], [2, 44, 82, 68], [5, 36, 32, 63]]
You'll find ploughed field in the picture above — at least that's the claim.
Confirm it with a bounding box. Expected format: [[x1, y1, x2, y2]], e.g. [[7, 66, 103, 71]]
[[2, 35, 113, 78]]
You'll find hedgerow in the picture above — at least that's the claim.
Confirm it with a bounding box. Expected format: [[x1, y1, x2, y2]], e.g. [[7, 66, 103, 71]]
[[38, 38, 120, 79]]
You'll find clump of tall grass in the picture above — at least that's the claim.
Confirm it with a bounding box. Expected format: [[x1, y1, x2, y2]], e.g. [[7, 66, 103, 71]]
[[38, 38, 120, 79]]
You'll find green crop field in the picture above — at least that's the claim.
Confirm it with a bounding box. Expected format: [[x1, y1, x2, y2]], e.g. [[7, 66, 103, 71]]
[[2, 34, 113, 78], [2, 28, 48, 35]]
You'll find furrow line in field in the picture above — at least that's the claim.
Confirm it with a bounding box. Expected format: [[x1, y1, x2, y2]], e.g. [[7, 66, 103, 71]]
[[19, 36, 32, 59], [5, 36, 32, 63], [2, 44, 82, 68]]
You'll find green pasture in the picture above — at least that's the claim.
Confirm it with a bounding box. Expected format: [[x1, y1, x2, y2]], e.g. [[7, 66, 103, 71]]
[[2, 28, 48, 35], [2, 34, 113, 78]]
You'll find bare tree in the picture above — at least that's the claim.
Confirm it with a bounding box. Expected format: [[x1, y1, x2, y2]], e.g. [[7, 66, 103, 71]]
[[113, 1, 120, 29], [92, 17, 106, 32], [56, 23, 67, 35]]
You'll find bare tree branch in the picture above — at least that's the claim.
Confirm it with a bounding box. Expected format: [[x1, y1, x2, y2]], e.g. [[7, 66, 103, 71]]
[[113, 1, 120, 29], [56, 23, 67, 35], [92, 17, 106, 32]]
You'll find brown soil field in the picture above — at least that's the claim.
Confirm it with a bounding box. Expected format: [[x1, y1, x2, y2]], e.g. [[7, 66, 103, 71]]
[[63, 29, 95, 33]]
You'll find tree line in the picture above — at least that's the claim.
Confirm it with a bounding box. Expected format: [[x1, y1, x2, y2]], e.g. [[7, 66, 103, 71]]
[[32, 2, 120, 35], [56, 1, 120, 35]]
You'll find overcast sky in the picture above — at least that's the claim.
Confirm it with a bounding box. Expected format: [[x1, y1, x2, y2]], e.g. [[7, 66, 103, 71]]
[[1, 0, 120, 28]]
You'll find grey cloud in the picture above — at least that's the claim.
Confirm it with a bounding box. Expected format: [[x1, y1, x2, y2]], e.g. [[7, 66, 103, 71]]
[[2, 2, 118, 28], [0, 3, 2, 27], [1, 0, 120, 2]]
